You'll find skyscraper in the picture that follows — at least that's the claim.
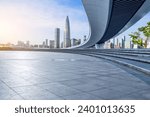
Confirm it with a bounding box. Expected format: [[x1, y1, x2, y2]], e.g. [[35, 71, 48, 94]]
[[122, 36, 126, 49], [84, 35, 87, 42], [55, 28, 60, 48], [71, 39, 81, 47], [49, 40, 54, 49], [45, 39, 48, 48], [64, 16, 71, 48]]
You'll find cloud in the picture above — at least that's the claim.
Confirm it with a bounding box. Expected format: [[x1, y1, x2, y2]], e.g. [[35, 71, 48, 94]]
[[0, 0, 89, 44]]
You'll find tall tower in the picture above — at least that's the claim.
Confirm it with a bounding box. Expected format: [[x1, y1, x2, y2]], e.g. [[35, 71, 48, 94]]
[[64, 16, 71, 48], [45, 39, 48, 48], [55, 28, 60, 48]]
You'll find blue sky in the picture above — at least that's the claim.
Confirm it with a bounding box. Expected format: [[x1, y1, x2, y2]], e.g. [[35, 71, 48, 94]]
[[0, 0, 149, 45], [0, 0, 88, 44]]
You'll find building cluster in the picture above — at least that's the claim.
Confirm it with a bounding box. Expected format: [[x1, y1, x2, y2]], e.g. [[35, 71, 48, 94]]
[[38, 39, 55, 49], [104, 36, 135, 49], [13, 34, 148, 49], [0, 43, 14, 48], [0, 16, 86, 49], [21, 16, 86, 49], [53, 16, 83, 49], [39, 16, 84, 49], [17, 41, 30, 48], [38, 16, 84, 49]]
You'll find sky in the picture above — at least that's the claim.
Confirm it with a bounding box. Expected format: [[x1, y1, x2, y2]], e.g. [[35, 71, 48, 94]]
[[0, 0, 150, 45], [0, 0, 89, 44]]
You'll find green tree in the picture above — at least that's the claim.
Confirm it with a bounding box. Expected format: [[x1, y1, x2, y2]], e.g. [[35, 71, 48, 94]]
[[129, 31, 144, 48], [138, 22, 150, 48]]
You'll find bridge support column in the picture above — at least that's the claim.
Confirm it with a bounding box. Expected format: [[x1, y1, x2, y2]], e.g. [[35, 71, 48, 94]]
[[95, 43, 105, 49], [147, 39, 150, 48]]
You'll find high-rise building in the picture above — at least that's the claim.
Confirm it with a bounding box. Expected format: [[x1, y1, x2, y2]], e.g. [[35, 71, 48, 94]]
[[122, 36, 126, 49], [64, 16, 71, 48], [43, 41, 45, 48], [104, 40, 111, 49], [55, 28, 60, 48], [112, 38, 115, 48], [116, 38, 119, 48], [61, 42, 64, 48], [17, 41, 25, 47], [84, 35, 87, 42], [71, 38, 81, 47], [26, 41, 30, 47], [71, 38, 78, 47], [49, 40, 54, 49], [45, 39, 48, 48], [78, 39, 81, 45]]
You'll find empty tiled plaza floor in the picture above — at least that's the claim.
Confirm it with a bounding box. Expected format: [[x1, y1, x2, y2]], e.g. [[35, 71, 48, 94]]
[[0, 51, 150, 100]]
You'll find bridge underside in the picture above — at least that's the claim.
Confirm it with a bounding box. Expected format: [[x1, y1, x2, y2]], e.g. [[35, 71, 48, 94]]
[[76, 0, 150, 48], [98, 0, 145, 44]]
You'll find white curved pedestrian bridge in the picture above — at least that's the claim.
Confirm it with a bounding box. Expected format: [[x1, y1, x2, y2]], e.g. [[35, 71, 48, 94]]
[[78, 0, 150, 48]]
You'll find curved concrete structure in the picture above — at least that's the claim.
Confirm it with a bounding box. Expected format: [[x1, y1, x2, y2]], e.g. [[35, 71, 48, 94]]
[[77, 0, 150, 48]]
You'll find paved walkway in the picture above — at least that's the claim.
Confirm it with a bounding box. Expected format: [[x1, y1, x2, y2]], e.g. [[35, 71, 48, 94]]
[[0, 51, 150, 100]]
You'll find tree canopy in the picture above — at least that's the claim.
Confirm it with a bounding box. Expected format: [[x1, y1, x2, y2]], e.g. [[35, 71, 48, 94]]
[[129, 22, 150, 48]]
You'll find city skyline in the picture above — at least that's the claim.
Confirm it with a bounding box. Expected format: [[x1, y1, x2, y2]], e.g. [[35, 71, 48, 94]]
[[0, 0, 89, 45], [0, 0, 150, 45], [0, 15, 82, 49]]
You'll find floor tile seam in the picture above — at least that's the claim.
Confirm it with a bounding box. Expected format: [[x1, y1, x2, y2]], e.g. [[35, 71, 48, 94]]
[[117, 93, 149, 100], [27, 81, 55, 85], [73, 86, 113, 94], [68, 83, 118, 92], [9, 84, 42, 88], [40, 82, 88, 95], [88, 90, 130, 100], [86, 87, 132, 95], [19, 91, 63, 100], [116, 88, 150, 97], [33, 79, 86, 87], [61, 90, 102, 99], [12, 88, 48, 94], [59, 78, 108, 87], [44, 88, 80, 98], [83, 92, 104, 99], [112, 82, 150, 89], [0, 80, 25, 99], [109, 82, 150, 89]]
